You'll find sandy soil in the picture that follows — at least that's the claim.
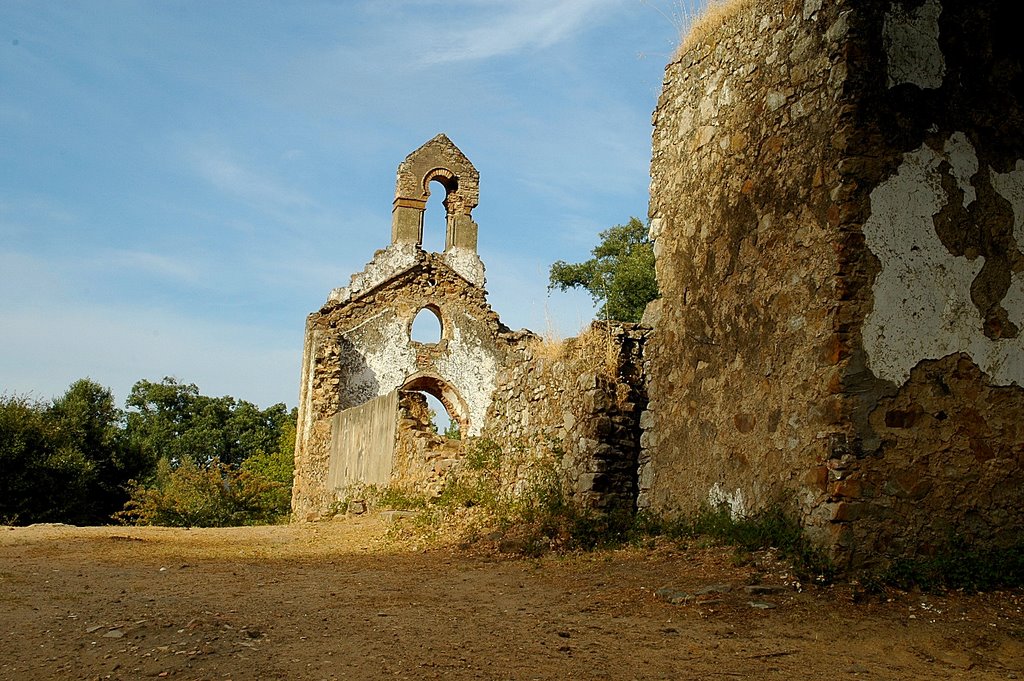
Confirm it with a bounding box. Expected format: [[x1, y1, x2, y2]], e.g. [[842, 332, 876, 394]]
[[1, 516, 1021, 680]]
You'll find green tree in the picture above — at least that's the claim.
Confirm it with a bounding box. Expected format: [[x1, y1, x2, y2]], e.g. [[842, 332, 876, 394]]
[[548, 217, 658, 323], [238, 417, 296, 518], [0, 379, 146, 525], [124, 377, 291, 468], [443, 421, 461, 440], [0, 395, 71, 524], [48, 378, 151, 522], [118, 379, 296, 527]]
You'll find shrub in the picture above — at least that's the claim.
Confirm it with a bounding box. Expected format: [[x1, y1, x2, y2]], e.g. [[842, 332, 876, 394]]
[[117, 457, 291, 527], [876, 535, 1024, 592]]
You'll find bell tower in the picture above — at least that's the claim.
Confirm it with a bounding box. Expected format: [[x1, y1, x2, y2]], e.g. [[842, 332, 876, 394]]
[[390, 134, 480, 253]]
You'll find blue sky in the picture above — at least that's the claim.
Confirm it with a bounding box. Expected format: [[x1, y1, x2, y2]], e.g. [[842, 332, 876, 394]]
[[1, 1, 691, 409]]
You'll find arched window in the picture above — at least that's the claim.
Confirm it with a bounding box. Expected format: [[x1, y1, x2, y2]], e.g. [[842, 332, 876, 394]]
[[411, 306, 442, 344]]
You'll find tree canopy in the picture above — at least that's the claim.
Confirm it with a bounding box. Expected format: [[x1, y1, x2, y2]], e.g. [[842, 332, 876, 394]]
[[124, 377, 291, 468], [0, 376, 295, 527], [548, 217, 658, 324], [0, 379, 148, 524]]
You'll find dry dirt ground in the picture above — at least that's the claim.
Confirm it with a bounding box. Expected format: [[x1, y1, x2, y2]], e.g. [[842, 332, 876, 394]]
[[1, 516, 1022, 681]]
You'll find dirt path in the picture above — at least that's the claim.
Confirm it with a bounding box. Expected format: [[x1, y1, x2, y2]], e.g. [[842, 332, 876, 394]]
[[1, 517, 1021, 680]]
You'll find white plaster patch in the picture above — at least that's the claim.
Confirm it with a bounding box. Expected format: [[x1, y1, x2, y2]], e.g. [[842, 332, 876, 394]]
[[803, 0, 822, 20], [991, 160, 1024, 249], [883, 0, 945, 89], [945, 132, 978, 207], [766, 91, 786, 112], [648, 217, 664, 242], [708, 482, 747, 519], [358, 316, 418, 396], [863, 133, 1024, 386], [329, 243, 419, 304], [435, 322, 498, 436], [990, 160, 1024, 347], [442, 247, 486, 288]]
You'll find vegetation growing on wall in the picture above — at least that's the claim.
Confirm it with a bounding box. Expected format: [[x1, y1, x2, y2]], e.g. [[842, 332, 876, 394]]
[[345, 438, 833, 581], [674, 0, 753, 54]]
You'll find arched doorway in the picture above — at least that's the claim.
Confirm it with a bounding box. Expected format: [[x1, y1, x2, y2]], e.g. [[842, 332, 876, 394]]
[[401, 372, 468, 439]]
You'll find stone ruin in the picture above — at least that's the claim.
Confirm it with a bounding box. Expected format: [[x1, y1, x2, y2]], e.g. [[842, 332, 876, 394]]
[[643, 0, 1024, 569], [294, 0, 1023, 570], [291, 135, 646, 520]]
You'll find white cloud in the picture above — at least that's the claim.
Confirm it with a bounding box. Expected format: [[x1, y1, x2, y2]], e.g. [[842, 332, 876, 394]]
[[188, 144, 311, 210], [101, 249, 201, 284], [416, 0, 621, 65]]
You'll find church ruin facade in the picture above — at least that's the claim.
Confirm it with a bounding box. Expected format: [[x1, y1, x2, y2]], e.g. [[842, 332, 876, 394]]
[[291, 135, 646, 520], [291, 135, 522, 519]]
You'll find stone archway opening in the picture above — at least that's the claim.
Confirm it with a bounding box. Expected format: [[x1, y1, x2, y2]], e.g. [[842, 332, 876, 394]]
[[422, 167, 458, 253], [421, 392, 460, 440], [402, 373, 467, 440]]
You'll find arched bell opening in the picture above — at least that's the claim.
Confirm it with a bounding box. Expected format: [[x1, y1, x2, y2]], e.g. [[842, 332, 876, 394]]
[[423, 167, 459, 252], [390, 136, 479, 253], [422, 178, 451, 254], [401, 373, 468, 440]]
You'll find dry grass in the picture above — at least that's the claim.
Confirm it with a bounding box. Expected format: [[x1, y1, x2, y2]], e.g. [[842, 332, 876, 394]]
[[675, 0, 756, 57], [525, 316, 627, 382], [526, 321, 621, 379], [575, 322, 623, 380], [528, 330, 566, 363]]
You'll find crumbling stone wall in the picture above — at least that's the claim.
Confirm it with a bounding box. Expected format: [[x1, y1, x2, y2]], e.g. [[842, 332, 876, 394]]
[[645, 0, 1024, 567], [390, 391, 462, 496], [830, 0, 1024, 565], [291, 136, 524, 520], [644, 0, 848, 522], [482, 324, 648, 513], [292, 248, 523, 518]]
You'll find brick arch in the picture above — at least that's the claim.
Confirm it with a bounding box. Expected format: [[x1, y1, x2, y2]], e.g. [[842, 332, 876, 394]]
[[421, 168, 459, 253], [401, 372, 469, 434], [422, 167, 458, 195]]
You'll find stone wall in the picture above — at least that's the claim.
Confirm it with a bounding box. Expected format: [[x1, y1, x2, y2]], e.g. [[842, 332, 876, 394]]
[[482, 324, 648, 512], [829, 0, 1024, 565], [391, 391, 462, 496], [645, 0, 1024, 567], [645, 0, 848, 520]]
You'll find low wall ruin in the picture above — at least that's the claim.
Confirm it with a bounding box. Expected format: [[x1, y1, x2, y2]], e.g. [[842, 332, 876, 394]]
[[481, 324, 648, 513]]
